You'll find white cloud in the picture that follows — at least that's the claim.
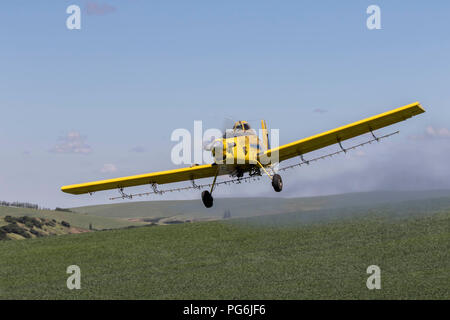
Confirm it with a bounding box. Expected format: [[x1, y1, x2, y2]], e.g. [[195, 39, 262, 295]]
[[130, 146, 146, 153], [425, 126, 450, 138], [85, 2, 116, 15], [100, 163, 118, 173], [50, 131, 92, 154], [313, 108, 328, 114], [410, 126, 450, 141]]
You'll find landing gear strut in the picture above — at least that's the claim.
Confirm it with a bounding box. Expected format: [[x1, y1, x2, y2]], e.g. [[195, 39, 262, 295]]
[[201, 167, 220, 208], [256, 161, 283, 193]]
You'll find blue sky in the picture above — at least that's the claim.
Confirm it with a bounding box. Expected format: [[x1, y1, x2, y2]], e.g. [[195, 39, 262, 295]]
[[1, 1, 449, 207]]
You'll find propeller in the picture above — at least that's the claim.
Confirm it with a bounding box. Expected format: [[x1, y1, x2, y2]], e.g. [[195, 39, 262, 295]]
[[203, 116, 236, 151], [203, 136, 221, 151], [222, 116, 235, 134]]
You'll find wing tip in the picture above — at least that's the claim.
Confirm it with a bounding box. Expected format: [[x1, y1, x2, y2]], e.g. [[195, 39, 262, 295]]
[[414, 101, 426, 114], [61, 185, 79, 195]]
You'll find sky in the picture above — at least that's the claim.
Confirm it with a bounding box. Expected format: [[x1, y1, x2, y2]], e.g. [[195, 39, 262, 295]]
[[0, 0, 449, 208]]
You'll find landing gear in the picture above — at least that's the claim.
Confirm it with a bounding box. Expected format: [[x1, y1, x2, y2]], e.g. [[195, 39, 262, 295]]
[[272, 174, 283, 192], [256, 161, 283, 193], [201, 190, 213, 208], [201, 167, 220, 208]]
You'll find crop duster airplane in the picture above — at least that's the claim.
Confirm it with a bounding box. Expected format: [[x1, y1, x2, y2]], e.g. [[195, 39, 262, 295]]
[[62, 102, 425, 208]]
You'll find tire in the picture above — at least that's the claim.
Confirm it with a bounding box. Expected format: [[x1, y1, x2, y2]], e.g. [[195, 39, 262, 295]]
[[201, 190, 214, 208], [272, 174, 283, 192]]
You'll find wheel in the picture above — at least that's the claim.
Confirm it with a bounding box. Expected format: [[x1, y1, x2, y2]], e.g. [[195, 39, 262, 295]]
[[272, 174, 283, 192], [201, 190, 214, 208]]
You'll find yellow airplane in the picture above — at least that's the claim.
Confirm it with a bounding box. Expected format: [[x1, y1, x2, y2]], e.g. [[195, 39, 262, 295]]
[[61, 102, 425, 208]]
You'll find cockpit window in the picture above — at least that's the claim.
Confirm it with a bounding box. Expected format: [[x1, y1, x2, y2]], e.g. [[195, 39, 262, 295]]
[[234, 122, 250, 131]]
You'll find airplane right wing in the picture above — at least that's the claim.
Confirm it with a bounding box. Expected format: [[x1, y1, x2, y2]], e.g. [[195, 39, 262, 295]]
[[261, 102, 425, 163]]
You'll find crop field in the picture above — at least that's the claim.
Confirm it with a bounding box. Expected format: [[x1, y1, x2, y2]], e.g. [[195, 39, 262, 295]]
[[1, 197, 448, 299]]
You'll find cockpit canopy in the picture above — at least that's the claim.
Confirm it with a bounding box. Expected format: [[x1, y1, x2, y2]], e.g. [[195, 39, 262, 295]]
[[233, 121, 251, 131]]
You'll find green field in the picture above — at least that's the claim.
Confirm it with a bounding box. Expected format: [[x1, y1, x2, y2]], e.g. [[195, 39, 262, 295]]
[[1, 195, 448, 299]]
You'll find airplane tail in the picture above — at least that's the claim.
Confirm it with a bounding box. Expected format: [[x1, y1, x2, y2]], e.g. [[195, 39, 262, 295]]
[[261, 120, 270, 151]]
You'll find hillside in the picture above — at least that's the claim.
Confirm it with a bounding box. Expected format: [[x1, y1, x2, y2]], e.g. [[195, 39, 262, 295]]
[[71, 189, 450, 223], [4, 189, 450, 234], [0, 206, 145, 231], [0, 199, 448, 299], [0, 216, 84, 241]]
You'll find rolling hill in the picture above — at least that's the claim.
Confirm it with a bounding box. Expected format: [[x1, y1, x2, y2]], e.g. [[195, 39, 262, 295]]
[[70, 189, 450, 223], [0, 206, 145, 231], [0, 215, 82, 240]]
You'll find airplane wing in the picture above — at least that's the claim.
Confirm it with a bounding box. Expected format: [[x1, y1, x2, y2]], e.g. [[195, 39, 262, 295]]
[[262, 102, 425, 163], [61, 164, 221, 195]]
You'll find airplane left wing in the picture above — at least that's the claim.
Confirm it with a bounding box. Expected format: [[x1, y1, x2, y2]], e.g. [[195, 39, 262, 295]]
[[261, 102, 425, 163], [61, 164, 221, 195]]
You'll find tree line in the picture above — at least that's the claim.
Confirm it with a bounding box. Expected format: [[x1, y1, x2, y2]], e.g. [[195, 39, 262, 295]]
[[0, 200, 50, 211]]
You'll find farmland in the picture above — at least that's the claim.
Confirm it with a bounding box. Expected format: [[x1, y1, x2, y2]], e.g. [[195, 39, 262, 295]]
[[1, 191, 448, 299]]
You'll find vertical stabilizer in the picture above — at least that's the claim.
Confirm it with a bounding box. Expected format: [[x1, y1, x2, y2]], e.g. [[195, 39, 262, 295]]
[[261, 120, 270, 150]]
